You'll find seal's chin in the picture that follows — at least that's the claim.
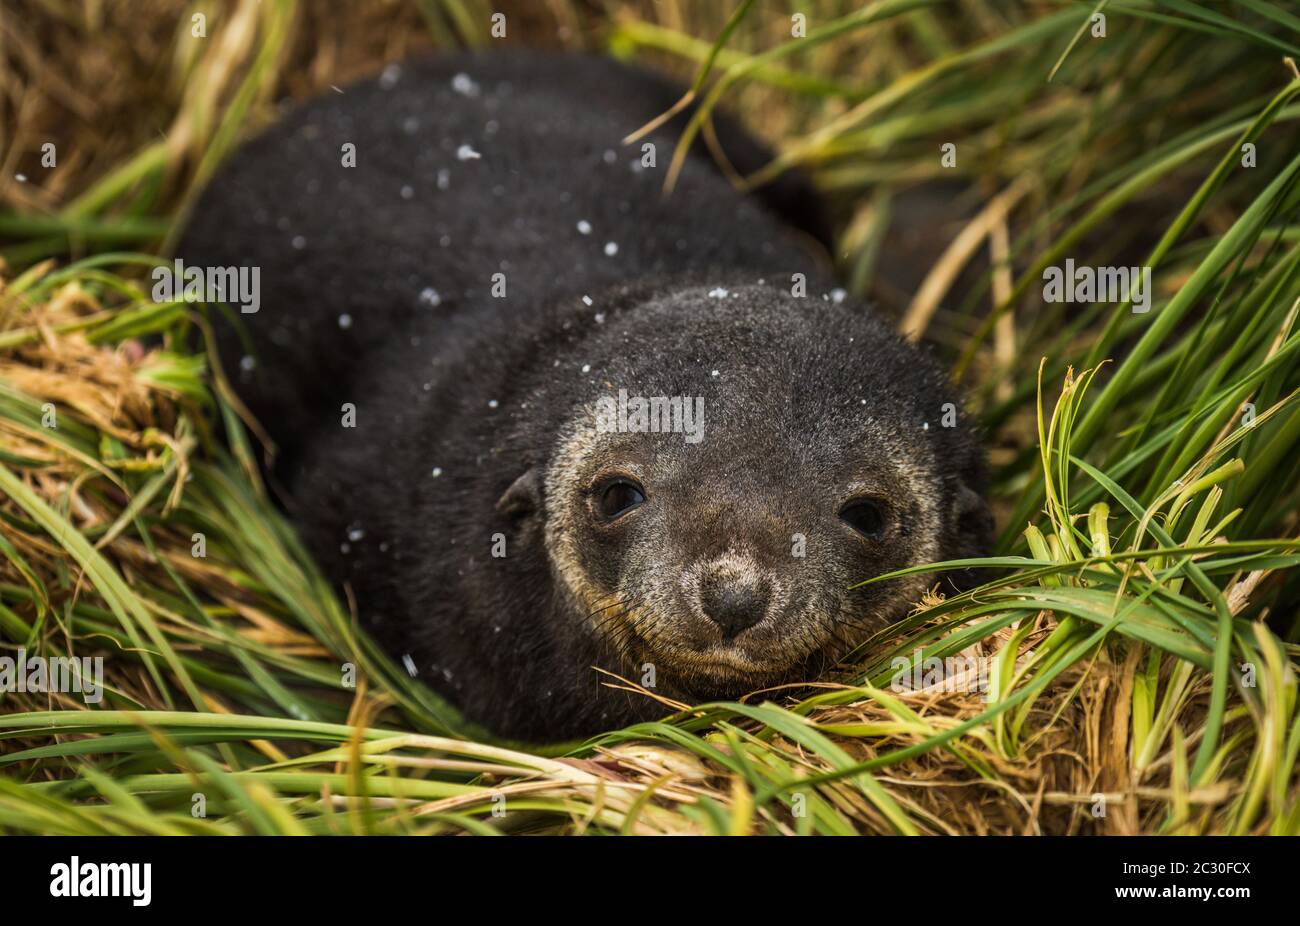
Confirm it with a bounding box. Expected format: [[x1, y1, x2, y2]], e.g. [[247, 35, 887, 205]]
[[644, 639, 815, 700], [588, 596, 832, 699]]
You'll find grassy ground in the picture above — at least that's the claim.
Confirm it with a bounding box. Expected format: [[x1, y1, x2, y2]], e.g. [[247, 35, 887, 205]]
[[1, 0, 1299, 835]]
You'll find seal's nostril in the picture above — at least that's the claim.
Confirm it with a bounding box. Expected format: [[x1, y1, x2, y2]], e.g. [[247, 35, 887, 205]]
[[699, 579, 771, 637]]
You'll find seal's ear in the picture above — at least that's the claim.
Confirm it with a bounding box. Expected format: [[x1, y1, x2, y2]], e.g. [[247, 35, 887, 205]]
[[497, 468, 543, 520], [954, 484, 993, 552], [945, 484, 993, 592]]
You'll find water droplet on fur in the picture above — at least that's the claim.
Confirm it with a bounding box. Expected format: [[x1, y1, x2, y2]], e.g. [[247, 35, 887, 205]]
[[451, 72, 480, 98]]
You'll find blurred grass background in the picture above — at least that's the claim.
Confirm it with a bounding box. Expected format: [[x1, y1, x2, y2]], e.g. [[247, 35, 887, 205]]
[[0, 0, 1298, 834]]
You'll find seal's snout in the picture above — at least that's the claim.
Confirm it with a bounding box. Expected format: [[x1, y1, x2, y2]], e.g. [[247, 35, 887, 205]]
[[699, 572, 771, 637]]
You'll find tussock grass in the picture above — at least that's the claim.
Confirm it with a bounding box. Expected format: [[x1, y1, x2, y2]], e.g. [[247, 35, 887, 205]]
[[0, 1, 1298, 834]]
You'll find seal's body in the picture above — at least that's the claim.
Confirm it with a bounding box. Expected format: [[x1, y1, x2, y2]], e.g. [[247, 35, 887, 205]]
[[180, 52, 988, 741]]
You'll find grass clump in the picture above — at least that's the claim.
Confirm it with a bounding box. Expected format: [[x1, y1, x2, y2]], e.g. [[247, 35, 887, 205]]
[[1, 1, 1298, 834]]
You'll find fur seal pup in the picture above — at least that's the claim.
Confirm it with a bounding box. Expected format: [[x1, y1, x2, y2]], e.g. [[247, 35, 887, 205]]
[[178, 51, 990, 742]]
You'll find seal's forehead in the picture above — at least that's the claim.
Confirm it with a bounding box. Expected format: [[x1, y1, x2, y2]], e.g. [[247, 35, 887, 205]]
[[550, 387, 937, 491], [590, 291, 941, 422]]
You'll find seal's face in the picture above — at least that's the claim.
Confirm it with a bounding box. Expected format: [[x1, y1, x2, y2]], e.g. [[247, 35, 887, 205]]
[[520, 284, 989, 702], [543, 386, 964, 700]]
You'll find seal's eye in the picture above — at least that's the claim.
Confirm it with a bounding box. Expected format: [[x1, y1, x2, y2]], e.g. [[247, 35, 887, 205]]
[[598, 479, 646, 520], [840, 498, 886, 539]]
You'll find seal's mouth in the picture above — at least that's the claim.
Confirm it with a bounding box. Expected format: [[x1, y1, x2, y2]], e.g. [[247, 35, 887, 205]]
[[668, 650, 812, 699], [587, 592, 839, 699], [621, 630, 825, 700]]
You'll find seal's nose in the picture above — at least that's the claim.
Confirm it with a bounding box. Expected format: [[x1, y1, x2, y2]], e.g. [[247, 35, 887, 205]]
[[699, 576, 771, 637]]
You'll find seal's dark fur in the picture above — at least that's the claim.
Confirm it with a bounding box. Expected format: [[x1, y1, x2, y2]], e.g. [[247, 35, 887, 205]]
[[179, 52, 987, 742]]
